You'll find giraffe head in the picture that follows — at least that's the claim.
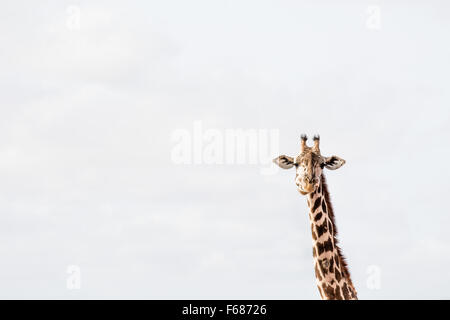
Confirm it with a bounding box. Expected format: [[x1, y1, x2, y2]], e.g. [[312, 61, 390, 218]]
[[273, 135, 346, 195]]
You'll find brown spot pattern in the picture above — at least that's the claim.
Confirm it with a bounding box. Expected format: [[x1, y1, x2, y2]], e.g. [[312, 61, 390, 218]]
[[316, 222, 328, 237], [306, 175, 357, 300], [314, 212, 322, 222], [312, 197, 321, 212]]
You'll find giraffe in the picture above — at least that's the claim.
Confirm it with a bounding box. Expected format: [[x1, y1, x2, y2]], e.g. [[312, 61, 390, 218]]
[[273, 134, 357, 300]]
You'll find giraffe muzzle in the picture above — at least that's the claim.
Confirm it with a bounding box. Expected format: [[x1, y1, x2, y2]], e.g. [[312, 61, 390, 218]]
[[301, 182, 315, 194]]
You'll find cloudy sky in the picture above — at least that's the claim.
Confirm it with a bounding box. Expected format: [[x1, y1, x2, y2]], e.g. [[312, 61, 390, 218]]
[[1, 0, 449, 299]]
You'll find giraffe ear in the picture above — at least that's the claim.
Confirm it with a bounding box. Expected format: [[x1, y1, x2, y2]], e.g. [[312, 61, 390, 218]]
[[323, 156, 345, 170], [273, 155, 295, 169]]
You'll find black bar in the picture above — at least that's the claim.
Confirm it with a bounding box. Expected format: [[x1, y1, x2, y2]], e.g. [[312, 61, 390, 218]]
[[0, 300, 447, 318]]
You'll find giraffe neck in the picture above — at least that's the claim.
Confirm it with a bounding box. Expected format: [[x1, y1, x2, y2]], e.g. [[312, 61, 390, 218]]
[[307, 175, 357, 300]]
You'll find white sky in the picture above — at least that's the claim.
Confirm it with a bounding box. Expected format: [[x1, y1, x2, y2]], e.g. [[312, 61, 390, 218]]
[[1, 0, 449, 299]]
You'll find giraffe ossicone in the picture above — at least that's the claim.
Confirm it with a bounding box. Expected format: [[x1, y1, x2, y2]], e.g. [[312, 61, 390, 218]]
[[273, 134, 357, 300]]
